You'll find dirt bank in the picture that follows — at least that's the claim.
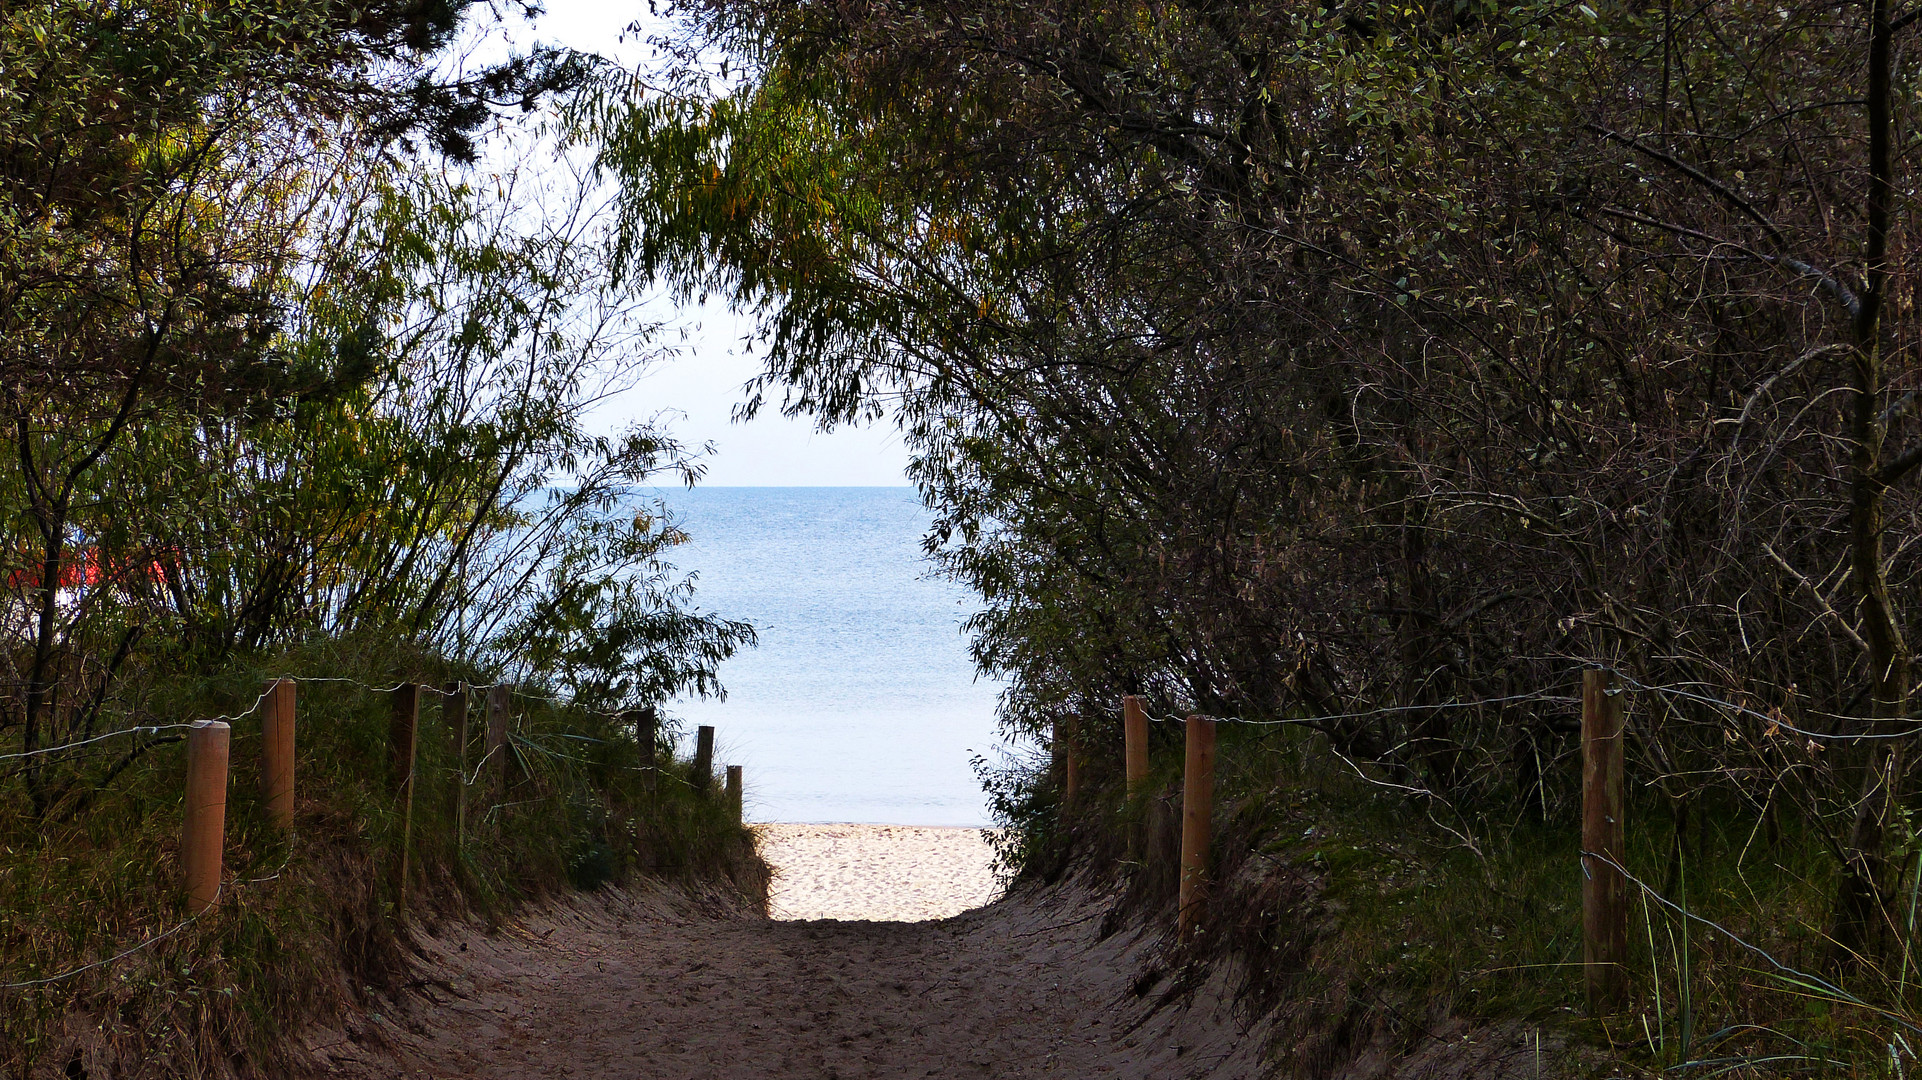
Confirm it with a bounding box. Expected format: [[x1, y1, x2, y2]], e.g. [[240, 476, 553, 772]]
[[305, 878, 1265, 1080]]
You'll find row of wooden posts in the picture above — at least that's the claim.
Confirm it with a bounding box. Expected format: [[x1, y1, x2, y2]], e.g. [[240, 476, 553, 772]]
[[1057, 671, 1629, 1016], [179, 679, 745, 917], [1055, 696, 1214, 942]]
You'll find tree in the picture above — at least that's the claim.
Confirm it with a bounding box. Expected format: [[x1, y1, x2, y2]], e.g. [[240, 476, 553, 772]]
[[0, 0, 624, 820], [601, 0, 1922, 954]]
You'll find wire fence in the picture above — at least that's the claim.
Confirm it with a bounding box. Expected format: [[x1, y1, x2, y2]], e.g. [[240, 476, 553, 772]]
[[1120, 665, 1922, 747], [7, 660, 1913, 997], [0, 673, 658, 766], [28, 660, 1899, 781], [0, 671, 698, 994], [1073, 664, 1922, 1048]]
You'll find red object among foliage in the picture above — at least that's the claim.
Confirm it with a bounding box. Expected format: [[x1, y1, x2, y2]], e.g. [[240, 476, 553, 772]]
[[5, 548, 170, 591]]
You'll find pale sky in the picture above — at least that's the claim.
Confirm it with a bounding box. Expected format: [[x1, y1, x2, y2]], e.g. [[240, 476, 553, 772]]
[[528, 2, 913, 487]]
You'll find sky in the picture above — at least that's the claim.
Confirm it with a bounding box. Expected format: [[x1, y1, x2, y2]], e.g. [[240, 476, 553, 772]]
[[517, 2, 914, 487]]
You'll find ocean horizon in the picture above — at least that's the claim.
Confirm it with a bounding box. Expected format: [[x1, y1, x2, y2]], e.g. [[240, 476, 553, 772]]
[[638, 486, 1006, 827]]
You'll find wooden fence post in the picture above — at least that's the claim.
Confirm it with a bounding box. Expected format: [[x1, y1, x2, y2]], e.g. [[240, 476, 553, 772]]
[[726, 765, 743, 824], [1582, 668, 1628, 1014], [1123, 695, 1150, 863], [1123, 695, 1149, 796], [1178, 714, 1216, 943], [182, 719, 232, 915], [633, 706, 658, 796], [443, 682, 468, 850], [693, 725, 715, 792], [1054, 715, 1079, 803], [486, 683, 512, 792], [259, 678, 296, 831], [390, 682, 420, 912]]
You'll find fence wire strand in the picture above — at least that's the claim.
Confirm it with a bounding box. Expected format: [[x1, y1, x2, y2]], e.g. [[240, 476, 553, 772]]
[[0, 881, 223, 991], [1130, 687, 1579, 729], [1609, 669, 1922, 742], [1582, 849, 1922, 1037], [276, 674, 645, 725]]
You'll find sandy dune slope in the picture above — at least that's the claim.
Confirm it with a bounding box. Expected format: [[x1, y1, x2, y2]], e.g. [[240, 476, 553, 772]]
[[307, 825, 1265, 1080]]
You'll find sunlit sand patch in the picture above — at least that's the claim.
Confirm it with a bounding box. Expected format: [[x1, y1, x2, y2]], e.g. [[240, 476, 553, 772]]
[[756, 823, 1001, 921]]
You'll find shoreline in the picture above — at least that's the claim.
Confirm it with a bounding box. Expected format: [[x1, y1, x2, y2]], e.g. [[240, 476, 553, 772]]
[[749, 820, 996, 828]]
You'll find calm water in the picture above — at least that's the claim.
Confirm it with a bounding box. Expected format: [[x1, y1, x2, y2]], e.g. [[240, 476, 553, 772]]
[[644, 487, 1004, 826]]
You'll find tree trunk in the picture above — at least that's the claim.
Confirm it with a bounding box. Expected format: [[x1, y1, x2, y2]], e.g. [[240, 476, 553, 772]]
[[1832, 0, 1909, 962]]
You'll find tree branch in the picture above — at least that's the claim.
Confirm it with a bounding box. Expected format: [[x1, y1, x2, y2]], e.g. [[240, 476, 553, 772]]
[[1876, 441, 1922, 488], [1586, 123, 1793, 247]]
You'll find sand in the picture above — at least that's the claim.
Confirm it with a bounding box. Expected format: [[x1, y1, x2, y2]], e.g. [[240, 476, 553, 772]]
[[309, 878, 1270, 1080], [303, 825, 1568, 1080], [757, 823, 1001, 922]]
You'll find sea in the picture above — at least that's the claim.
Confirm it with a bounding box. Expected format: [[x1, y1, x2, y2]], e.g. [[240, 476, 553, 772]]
[[640, 487, 1006, 826]]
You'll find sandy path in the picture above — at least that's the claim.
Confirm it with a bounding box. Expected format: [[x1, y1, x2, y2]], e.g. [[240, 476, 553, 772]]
[[313, 886, 1262, 1080]]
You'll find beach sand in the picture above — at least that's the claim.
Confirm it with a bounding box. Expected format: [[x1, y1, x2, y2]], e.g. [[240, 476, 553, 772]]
[[756, 823, 1001, 921]]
